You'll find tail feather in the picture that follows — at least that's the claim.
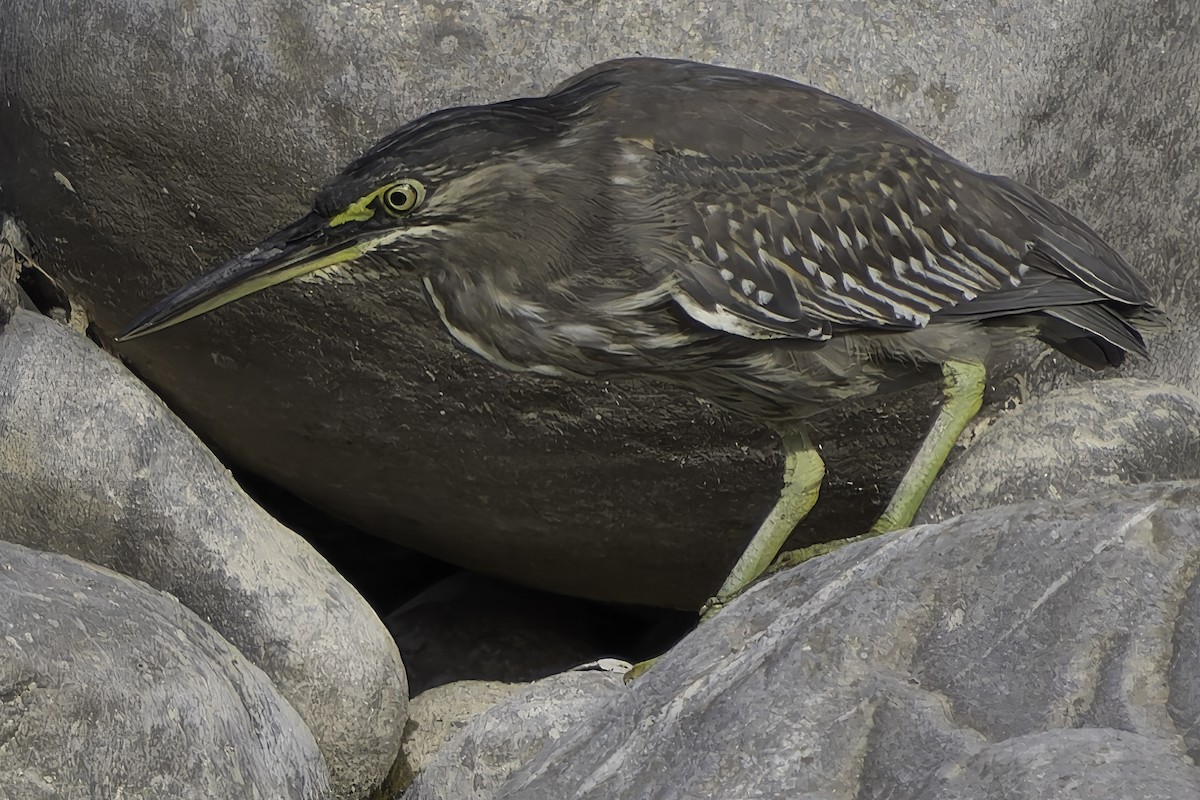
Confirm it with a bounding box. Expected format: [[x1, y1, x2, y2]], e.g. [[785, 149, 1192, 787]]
[[937, 272, 1120, 319], [970, 176, 1162, 369], [1040, 303, 1149, 367]]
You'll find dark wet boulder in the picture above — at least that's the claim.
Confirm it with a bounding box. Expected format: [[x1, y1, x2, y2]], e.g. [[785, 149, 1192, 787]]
[[2, 0, 1194, 608]]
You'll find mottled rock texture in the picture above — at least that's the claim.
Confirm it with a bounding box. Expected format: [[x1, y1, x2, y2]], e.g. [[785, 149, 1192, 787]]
[[2, 0, 1193, 608], [404, 671, 627, 800], [404, 482, 1200, 799], [401, 680, 526, 781], [0, 310, 407, 800], [0, 539, 331, 800]]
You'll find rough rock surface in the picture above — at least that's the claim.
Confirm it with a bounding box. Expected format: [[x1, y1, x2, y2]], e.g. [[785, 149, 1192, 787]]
[[918, 378, 1200, 523], [0, 539, 330, 800], [401, 680, 525, 781], [918, 729, 1200, 800], [3, 1, 1193, 608], [0, 310, 407, 800], [403, 482, 1200, 799], [0, 221, 20, 329], [403, 670, 627, 800]]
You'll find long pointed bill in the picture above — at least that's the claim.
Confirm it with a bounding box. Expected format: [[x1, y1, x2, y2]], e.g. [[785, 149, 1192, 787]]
[[116, 213, 365, 341]]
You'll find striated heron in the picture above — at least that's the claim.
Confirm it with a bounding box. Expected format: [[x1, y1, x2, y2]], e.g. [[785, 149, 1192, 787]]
[[119, 58, 1158, 613]]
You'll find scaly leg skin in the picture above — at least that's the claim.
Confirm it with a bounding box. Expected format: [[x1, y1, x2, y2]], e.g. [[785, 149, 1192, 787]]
[[626, 363, 984, 680], [773, 358, 986, 570], [625, 428, 825, 681], [699, 426, 825, 620]]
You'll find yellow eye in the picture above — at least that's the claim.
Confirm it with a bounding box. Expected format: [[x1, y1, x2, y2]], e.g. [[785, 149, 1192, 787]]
[[381, 179, 425, 215]]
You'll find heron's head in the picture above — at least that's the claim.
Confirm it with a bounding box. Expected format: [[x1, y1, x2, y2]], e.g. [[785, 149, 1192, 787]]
[[117, 78, 617, 341]]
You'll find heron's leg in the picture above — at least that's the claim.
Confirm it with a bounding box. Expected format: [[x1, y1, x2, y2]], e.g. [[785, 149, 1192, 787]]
[[624, 429, 822, 679], [869, 358, 985, 533], [701, 426, 824, 618], [770, 358, 986, 572]]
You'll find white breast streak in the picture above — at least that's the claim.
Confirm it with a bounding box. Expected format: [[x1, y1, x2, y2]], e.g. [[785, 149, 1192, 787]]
[[421, 276, 530, 373]]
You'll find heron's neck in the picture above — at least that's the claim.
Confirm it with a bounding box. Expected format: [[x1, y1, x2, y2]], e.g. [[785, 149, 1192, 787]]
[[420, 254, 677, 379], [416, 150, 683, 375]]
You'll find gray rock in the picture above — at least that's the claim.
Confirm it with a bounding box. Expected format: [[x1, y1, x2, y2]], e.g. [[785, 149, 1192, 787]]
[[0, 310, 407, 800], [417, 482, 1200, 799], [401, 680, 525, 781], [919, 729, 1200, 800], [0, 245, 17, 329], [918, 378, 1200, 523], [3, 0, 1192, 608], [0, 539, 330, 800], [0, 216, 28, 328], [403, 671, 627, 800], [0, 215, 80, 332]]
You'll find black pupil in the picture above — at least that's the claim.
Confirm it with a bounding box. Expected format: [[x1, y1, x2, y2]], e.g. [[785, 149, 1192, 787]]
[[387, 186, 412, 209]]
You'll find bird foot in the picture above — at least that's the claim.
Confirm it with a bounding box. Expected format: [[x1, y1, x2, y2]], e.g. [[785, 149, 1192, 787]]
[[867, 509, 911, 536], [698, 537, 859, 619], [622, 656, 662, 683], [698, 594, 729, 620], [705, 534, 881, 616], [634, 531, 885, 682], [771, 536, 868, 570]]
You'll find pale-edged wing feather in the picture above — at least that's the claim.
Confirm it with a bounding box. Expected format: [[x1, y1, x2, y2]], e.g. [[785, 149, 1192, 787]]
[[649, 141, 1031, 341]]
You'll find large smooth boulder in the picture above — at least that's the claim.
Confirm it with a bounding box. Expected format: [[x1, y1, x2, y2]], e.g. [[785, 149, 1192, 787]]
[[404, 482, 1200, 798], [0, 309, 407, 800], [0, 539, 330, 800], [1, 1, 1194, 607]]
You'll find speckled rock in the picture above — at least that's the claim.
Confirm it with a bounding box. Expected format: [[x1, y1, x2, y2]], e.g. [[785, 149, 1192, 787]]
[[0, 224, 19, 329], [403, 670, 627, 800], [0, 539, 330, 800], [405, 482, 1200, 799], [918, 378, 1200, 523], [400, 680, 525, 782], [1, 1, 1193, 607], [0, 309, 407, 800]]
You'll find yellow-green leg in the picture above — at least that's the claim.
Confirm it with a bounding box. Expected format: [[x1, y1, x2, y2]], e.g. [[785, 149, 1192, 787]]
[[627, 360, 984, 680], [870, 359, 985, 532], [700, 426, 825, 619], [626, 427, 825, 680], [775, 358, 986, 568]]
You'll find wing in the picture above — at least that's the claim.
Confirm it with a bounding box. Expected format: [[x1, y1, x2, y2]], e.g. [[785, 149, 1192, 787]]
[[647, 141, 1032, 341], [564, 60, 1027, 340], [570, 58, 1151, 344]]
